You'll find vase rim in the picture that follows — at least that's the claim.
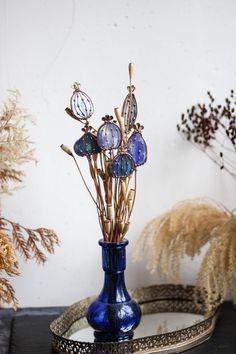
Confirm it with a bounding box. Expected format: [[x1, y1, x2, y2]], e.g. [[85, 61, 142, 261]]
[[99, 238, 129, 247]]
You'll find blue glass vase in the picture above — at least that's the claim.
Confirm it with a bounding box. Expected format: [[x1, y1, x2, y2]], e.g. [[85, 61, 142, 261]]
[[86, 239, 141, 342]]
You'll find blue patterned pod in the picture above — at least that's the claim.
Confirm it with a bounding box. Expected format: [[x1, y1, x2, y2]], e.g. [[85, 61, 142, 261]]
[[97, 122, 122, 150], [71, 90, 94, 119], [111, 153, 135, 177], [122, 93, 137, 130], [128, 132, 147, 166], [74, 133, 101, 157]]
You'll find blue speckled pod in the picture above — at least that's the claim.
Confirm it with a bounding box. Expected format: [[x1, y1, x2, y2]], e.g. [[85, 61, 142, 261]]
[[74, 133, 101, 157], [128, 132, 147, 166], [97, 122, 121, 150], [70, 90, 94, 119], [122, 93, 137, 131], [111, 153, 135, 177]]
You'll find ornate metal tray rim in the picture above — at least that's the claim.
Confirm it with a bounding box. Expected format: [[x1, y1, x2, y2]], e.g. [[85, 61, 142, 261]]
[[50, 284, 219, 354]]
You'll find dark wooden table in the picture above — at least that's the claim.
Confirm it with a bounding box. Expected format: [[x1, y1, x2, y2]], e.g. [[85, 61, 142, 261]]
[[1, 302, 236, 354]]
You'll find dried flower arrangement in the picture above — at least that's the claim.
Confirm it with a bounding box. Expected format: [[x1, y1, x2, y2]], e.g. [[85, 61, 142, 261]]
[[0, 90, 59, 308], [135, 90, 236, 312], [61, 63, 147, 243]]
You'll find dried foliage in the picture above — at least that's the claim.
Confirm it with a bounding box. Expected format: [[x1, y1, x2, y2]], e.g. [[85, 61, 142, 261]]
[[177, 90, 236, 178], [0, 278, 18, 310], [0, 229, 18, 275], [0, 89, 36, 194], [134, 198, 236, 312], [0, 218, 59, 264], [0, 90, 59, 308]]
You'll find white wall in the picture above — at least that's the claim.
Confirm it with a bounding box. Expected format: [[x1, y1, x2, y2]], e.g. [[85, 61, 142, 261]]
[[1, 0, 236, 307]]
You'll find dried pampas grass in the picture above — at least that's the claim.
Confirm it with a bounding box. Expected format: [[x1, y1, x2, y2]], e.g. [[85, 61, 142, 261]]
[[134, 198, 236, 311]]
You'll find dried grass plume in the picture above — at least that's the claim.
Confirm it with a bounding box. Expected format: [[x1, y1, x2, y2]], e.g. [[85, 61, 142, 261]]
[[134, 198, 235, 311]]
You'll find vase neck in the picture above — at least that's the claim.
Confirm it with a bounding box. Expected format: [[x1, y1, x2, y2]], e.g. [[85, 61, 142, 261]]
[[99, 239, 128, 273], [98, 239, 130, 303]]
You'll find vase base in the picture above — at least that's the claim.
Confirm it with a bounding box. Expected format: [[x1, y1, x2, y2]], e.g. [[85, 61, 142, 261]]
[[94, 330, 134, 342]]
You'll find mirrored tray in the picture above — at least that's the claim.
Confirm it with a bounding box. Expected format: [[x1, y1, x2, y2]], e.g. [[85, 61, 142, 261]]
[[50, 284, 219, 354]]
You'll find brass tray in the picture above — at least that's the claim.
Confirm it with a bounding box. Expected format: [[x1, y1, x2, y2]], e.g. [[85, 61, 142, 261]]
[[50, 284, 219, 354]]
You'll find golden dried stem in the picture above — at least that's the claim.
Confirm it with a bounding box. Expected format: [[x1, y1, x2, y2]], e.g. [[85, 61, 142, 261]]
[[118, 221, 124, 235], [97, 168, 106, 181], [123, 221, 130, 236], [127, 188, 135, 215], [114, 107, 127, 146], [121, 179, 127, 203], [68, 153, 98, 208], [107, 204, 113, 222], [129, 63, 134, 83], [104, 219, 111, 238]]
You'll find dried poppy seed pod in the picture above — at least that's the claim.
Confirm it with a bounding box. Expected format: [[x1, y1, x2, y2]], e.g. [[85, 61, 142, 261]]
[[97, 117, 122, 150], [70, 83, 94, 120]]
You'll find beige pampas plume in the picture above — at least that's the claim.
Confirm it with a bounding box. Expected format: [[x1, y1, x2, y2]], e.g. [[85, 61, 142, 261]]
[[134, 197, 235, 311]]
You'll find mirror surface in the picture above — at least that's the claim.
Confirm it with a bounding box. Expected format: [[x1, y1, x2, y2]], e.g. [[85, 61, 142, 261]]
[[69, 312, 204, 342]]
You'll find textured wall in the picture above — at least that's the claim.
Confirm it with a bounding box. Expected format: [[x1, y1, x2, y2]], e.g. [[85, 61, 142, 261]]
[[1, 0, 236, 306]]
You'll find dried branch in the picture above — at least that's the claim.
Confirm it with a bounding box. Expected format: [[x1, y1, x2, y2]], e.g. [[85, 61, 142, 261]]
[[1, 218, 59, 264], [0, 90, 36, 194], [0, 278, 18, 310], [177, 90, 236, 178]]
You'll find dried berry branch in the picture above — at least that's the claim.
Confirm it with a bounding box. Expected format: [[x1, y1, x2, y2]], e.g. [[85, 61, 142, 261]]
[[177, 90, 236, 178]]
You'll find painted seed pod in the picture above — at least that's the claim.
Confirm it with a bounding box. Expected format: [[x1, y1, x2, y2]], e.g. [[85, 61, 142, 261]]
[[128, 132, 147, 166], [74, 133, 101, 157], [70, 89, 94, 119], [111, 153, 135, 177], [97, 122, 122, 150], [122, 92, 137, 131]]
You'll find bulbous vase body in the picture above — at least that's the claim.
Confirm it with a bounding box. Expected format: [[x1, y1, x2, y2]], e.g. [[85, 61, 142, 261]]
[[86, 239, 141, 342]]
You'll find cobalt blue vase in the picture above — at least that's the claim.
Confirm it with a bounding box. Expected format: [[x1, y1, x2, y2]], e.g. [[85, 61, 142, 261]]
[[86, 239, 141, 342]]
